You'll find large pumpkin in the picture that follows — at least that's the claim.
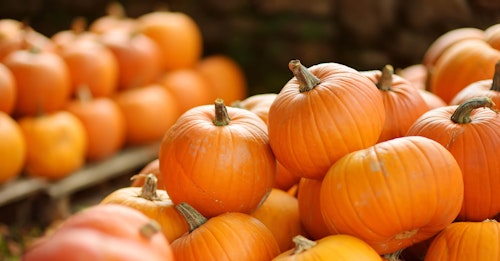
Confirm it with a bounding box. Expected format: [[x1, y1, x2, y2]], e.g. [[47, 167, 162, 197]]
[[171, 202, 280, 261], [424, 219, 500, 261], [320, 136, 464, 255], [159, 99, 275, 218], [406, 97, 500, 221], [0, 112, 26, 184], [268, 60, 385, 180]]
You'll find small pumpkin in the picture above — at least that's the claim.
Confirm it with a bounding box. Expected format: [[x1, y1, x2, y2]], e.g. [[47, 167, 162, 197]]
[[101, 173, 189, 242], [0, 63, 16, 114], [18, 110, 87, 180], [88, 2, 137, 34], [130, 158, 164, 189], [268, 60, 385, 180], [232, 93, 278, 124], [159, 99, 275, 218], [0, 19, 55, 60], [484, 23, 500, 50], [320, 136, 464, 255], [171, 202, 280, 261], [424, 219, 500, 261], [0, 112, 26, 184], [272, 234, 382, 261], [297, 178, 330, 240], [407, 97, 500, 221], [22, 204, 174, 261]]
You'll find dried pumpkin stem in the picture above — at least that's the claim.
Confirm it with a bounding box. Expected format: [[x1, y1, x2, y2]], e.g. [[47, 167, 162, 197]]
[[383, 249, 403, 261], [175, 202, 208, 233], [75, 85, 93, 103], [451, 96, 496, 124], [288, 60, 320, 93], [106, 1, 127, 17], [213, 98, 230, 126], [71, 16, 87, 34], [491, 60, 500, 92], [139, 220, 162, 239], [377, 64, 394, 91], [140, 173, 159, 201], [291, 235, 317, 255]]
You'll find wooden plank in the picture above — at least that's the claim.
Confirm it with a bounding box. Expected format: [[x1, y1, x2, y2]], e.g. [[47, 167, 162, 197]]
[[46, 142, 160, 199], [0, 178, 48, 206]]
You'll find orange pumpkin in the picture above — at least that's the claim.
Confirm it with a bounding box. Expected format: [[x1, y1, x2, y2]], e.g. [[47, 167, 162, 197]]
[[0, 112, 26, 184], [159, 99, 275, 218], [449, 60, 500, 108], [272, 235, 382, 261], [424, 219, 500, 260], [17, 111, 87, 180], [407, 97, 500, 221], [233, 93, 277, 124], [320, 136, 464, 255], [361, 64, 429, 142], [397, 63, 428, 90], [51, 17, 99, 49], [418, 89, 447, 110], [0, 63, 16, 114], [130, 158, 164, 189], [114, 84, 180, 145], [428, 38, 500, 104], [171, 202, 280, 261], [22, 204, 174, 261], [137, 11, 203, 71], [100, 28, 163, 90], [268, 60, 385, 180], [250, 188, 306, 252], [157, 68, 215, 114], [3, 49, 71, 117], [88, 2, 137, 34], [101, 173, 189, 242], [196, 54, 248, 104], [64, 86, 126, 161], [484, 23, 500, 50], [297, 178, 330, 240]]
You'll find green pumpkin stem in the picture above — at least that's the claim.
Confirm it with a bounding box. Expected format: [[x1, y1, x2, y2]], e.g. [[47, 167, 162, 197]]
[[491, 60, 500, 92], [451, 97, 496, 124], [289, 60, 320, 93], [291, 235, 317, 255], [175, 202, 208, 233], [213, 98, 230, 126], [377, 64, 394, 91]]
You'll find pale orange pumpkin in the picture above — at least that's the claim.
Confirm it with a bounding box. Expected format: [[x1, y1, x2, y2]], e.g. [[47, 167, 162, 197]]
[[0, 63, 16, 115], [0, 112, 26, 184]]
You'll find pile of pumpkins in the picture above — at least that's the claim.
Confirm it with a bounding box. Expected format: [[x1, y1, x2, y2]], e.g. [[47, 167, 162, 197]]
[[14, 6, 500, 261], [0, 3, 248, 184]]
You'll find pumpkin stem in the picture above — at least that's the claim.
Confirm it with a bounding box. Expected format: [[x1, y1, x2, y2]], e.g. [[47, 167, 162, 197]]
[[213, 98, 231, 126], [75, 85, 93, 103], [451, 97, 497, 124], [377, 64, 394, 91], [139, 220, 162, 239], [291, 235, 317, 255], [70, 16, 87, 35], [491, 60, 500, 92], [106, 1, 127, 18], [175, 202, 208, 233], [136, 173, 159, 201], [289, 60, 320, 93], [383, 249, 403, 261]]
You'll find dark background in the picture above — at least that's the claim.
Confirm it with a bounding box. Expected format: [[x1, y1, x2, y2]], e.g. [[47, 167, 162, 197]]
[[1, 0, 499, 95]]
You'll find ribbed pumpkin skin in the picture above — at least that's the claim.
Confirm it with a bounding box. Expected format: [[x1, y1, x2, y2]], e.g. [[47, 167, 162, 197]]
[[424, 220, 500, 261], [171, 212, 280, 261], [406, 103, 500, 221], [297, 178, 330, 240], [320, 136, 464, 255], [450, 79, 500, 108], [268, 62, 385, 180], [159, 104, 275, 218]]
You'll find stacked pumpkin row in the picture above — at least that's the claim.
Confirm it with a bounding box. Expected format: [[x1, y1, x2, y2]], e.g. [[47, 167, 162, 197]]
[[0, 5, 248, 185], [21, 22, 500, 261]]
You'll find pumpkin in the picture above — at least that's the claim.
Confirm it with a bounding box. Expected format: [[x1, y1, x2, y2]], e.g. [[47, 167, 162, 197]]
[[196, 54, 248, 105], [396, 63, 427, 90], [0, 63, 16, 114], [0, 112, 26, 184], [114, 84, 180, 145], [137, 11, 203, 71], [297, 178, 330, 240], [428, 38, 500, 104], [422, 27, 484, 70], [55, 31, 119, 98], [275, 161, 301, 192], [484, 23, 500, 50], [232, 93, 278, 124], [88, 2, 137, 34], [22, 204, 174, 261], [417, 89, 447, 110], [159, 99, 275, 218], [406, 97, 500, 221], [17, 111, 87, 180], [250, 188, 307, 252], [130, 158, 164, 189], [100, 27, 163, 90], [171, 202, 280, 261], [51, 17, 99, 49], [424, 219, 500, 261], [272, 234, 382, 261], [320, 136, 464, 255], [449, 60, 500, 108], [64, 86, 126, 161], [101, 173, 189, 242], [157, 68, 215, 114], [361, 64, 429, 142], [268, 60, 385, 180], [3, 48, 71, 117]]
